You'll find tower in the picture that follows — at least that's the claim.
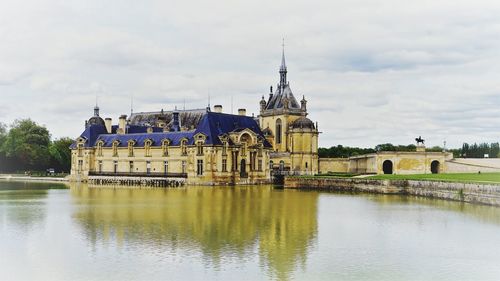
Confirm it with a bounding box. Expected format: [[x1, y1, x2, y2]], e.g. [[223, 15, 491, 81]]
[[258, 44, 319, 174]]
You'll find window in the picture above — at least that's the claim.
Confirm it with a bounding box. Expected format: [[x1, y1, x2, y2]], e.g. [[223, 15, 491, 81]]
[[145, 140, 152, 157], [97, 141, 103, 157], [181, 139, 188, 156], [222, 141, 228, 156], [250, 152, 255, 171], [162, 140, 169, 156], [77, 143, 83, 157], [196, 141, 204, 156], [305, 162, 308, 169], [258, 159, 262, 171], [197, 159, 203, 176], [113, 160, 118, 173], [98, 160, 103, 173], [276, 118, 282, 144], [78, 160, 83, 173], [128, 140, 135, 157], [258, 144, 263, 157], [222, 159, 227, 172], [112, 141, 119, 157], [181, 160, 186, 174], [129, 161, 134, 173], [164, 161, 168, 174], [146, 161, 151, 174], [269, 160, 274, 170]]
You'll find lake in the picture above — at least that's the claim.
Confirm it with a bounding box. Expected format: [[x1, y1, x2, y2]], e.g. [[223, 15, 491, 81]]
[[1, 180, 500, 280]]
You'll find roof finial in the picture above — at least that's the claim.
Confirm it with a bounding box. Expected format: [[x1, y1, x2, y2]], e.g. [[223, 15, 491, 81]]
[[280, 38, 286, 71], [93, 95, 100, 116]]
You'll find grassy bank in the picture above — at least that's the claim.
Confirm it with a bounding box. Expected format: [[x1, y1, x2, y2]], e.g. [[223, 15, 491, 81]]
[[368, 173, 500, 184]]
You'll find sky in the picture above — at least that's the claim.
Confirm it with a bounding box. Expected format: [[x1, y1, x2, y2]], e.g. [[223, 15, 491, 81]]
[[1, 0, 500, 148]]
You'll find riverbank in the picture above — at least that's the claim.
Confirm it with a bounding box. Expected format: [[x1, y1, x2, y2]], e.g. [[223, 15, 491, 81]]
[[285, 176, 500, 206], [0, 174, 69, 183]]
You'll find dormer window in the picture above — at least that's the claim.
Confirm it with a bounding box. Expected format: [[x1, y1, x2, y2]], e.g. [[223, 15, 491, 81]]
[[112, 141, 119, 157], [144, 139, 152, 157], [181, 139, 188, 156], [222, 141, 228, 156], [77, 143, 84, 157], [96, 141, 104, 157], [128, 140, 135, 157], [161, 139, 170, 156], [196, 141, 204, 156]]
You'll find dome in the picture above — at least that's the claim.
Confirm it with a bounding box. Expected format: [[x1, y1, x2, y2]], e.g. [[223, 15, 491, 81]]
[[88, 116, 105, 126], [291, 117, 315, 129], [262, 127, 273, 136]]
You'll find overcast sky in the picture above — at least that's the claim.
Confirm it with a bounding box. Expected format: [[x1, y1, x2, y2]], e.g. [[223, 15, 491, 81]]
[[1, 0, 500, 148]]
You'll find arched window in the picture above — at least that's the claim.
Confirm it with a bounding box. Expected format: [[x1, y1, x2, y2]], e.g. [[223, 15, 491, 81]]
[[128, 140, 135, 157], [181, 139, 188, 156], [162, 139, 170, 156], [276, 119, 282, 144], [144, 139, 152, 157]]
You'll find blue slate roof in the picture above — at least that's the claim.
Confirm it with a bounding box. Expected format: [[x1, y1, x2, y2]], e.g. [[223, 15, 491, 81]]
[[71, 111, 271, 148]]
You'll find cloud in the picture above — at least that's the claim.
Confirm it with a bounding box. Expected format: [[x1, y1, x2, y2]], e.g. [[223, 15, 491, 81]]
[[1, 0, 500, 148]]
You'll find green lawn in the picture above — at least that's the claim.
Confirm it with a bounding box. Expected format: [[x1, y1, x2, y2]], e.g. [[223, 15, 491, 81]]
[[367, 173, 500, 184]]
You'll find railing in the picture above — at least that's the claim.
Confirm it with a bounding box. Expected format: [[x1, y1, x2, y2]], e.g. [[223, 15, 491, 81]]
[[271, 170, 314, 176], [89, 171, 188, 178]]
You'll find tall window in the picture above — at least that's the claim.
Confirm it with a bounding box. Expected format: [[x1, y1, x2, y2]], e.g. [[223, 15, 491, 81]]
[[164, 161, 168, 174], [77, 143, 83, 157], [112, 141, 119, 157], [275, 118, 282, 144], [146, 161, 151, 174], [162, 140, 169, 156], [181, 139, 188, 156], [129, 161, 134, 173], [181, 160, 186, 174], [113, 160, 118, 173], [197, 159, 203, 176], [128, 140, 135, 157], [145, 140, 152, 157], [196, 141, 204, 156], [222, 159, 227, 172], [258, 144, 263, 157], [258, 159, 263, 171], [78, 160, 83, 173], [222, 141, 228, 156], [97, 141, 103, 157]]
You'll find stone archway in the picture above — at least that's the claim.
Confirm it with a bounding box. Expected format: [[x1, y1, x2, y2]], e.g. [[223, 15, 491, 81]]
[[431, 160, 440, 174], [382, 160, 393, 174]]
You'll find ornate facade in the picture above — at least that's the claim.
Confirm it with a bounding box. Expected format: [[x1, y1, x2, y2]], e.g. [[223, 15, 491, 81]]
[[70, 48, 320, 185]]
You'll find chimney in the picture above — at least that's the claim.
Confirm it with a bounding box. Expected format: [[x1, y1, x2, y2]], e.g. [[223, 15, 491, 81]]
[[238, 108, 246, 116], [171, 111, 180, 132], [118, 115, 127, 134], [105, 118, 112, 134], [214, 105, 223, 113]]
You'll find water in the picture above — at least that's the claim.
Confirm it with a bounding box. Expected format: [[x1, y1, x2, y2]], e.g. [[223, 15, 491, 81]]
[[1, 181, 500, 281]]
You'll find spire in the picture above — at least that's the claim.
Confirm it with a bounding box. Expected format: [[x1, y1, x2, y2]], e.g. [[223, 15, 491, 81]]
[[93, 95, 100, 116], [279, 38, 287, 87]]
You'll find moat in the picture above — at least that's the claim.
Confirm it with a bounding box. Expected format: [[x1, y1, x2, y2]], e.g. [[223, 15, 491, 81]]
[[1, 181, 500, 280]]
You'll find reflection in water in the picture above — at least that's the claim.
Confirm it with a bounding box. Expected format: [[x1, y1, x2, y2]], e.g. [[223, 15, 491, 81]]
[[0, 181, 67, 231], [70, 185, 318, 280]]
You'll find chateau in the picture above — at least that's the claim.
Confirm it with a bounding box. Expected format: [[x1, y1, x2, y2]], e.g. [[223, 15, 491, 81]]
[[70, 49, 320, 185]]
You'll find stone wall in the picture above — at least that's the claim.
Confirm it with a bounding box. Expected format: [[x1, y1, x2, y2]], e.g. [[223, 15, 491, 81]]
[[318, 158, 349, 173], [285, 177, 500, 206], [446, 159, 500, 173]]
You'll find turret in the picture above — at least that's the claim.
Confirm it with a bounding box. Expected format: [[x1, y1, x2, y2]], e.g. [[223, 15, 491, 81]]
[[171, 108, 180, 132]]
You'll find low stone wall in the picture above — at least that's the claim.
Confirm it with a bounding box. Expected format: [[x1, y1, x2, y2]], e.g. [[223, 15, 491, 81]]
[[318, 158, 349, 173], [284, 177, 500, 206]]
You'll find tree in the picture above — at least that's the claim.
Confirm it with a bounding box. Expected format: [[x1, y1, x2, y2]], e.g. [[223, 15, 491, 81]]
[[1, 119, 51, 171], [49, 137, 74, 173], [0, 122, 7, 172]]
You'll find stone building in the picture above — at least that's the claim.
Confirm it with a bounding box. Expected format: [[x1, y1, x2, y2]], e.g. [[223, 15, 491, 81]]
[[258, 47, 320, 175], [70, 105, 273, 185]]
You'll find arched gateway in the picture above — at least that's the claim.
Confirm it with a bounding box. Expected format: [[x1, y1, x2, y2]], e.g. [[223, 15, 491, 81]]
[[382, 160, 393, 174]]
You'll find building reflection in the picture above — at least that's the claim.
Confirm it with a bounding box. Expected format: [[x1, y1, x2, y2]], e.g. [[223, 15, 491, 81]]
[[70, 185, 318, 280]]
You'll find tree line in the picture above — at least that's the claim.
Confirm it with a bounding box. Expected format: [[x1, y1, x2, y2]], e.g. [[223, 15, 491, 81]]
[[0, 119, 73, 173]]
